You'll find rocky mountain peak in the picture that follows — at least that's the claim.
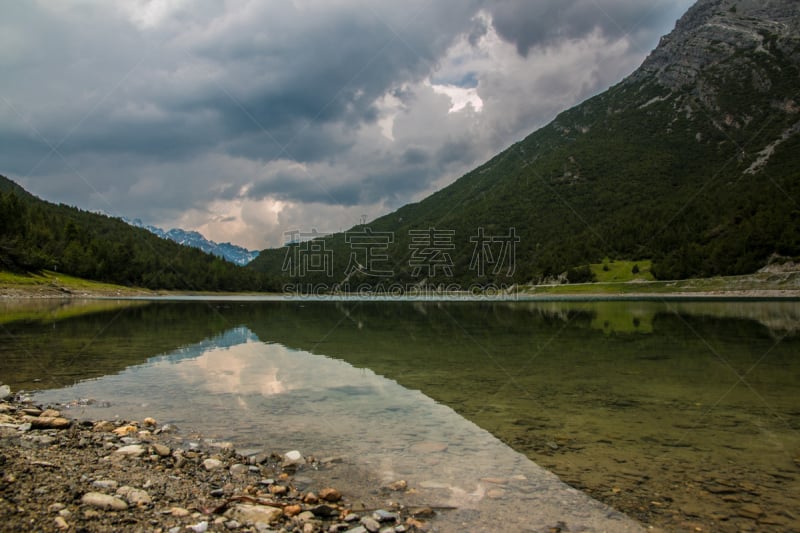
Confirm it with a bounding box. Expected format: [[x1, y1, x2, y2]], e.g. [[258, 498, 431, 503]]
[[632, 0, 800, 90]]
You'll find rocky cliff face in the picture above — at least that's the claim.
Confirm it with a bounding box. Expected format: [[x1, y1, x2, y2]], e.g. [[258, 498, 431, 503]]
[[634, 0, 800, 90]]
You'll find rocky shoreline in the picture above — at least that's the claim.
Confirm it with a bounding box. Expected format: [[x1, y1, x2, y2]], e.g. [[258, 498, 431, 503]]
[[0, 396, 441, 533]]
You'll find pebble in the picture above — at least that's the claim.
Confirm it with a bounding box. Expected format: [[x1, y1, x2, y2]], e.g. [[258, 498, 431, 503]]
[[269, 485, 288, 496], [54, 516, 69, 530], [229, 463, 249, 476], [92, 421, 116, 432], [284, 504, 302, 517], [297, 511, 316, 522], [25, 416, 71, 429], [81, 491, 129, 510], [92, 479, 119, 490], [188, 520, 209, 532], [152, 443, 171, 457], [319, 487, 342, 502], [40, 409, 60, 418], [143, 417, 157, 427], [386, 480, 407, 491], [372, 510, 397, 522], [283, 450, 304, 466], [112, 425, 138, 436], [227, 503, 283, 526], [114, 444, 145, 457], [0, 385, 11, 400], [170, 507, 190, 517], [360, 516, 380, 532], [116, 485, 152, 506], [48, 503, 66, 513], [203, 458, 223, 471]]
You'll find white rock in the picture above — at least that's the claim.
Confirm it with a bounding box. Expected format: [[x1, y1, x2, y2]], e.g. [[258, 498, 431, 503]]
[[0, 385, 11, 400], [282, 450, 304, 465], [188, 521, 208, 533], [203, 458, 223, 471], [114, 444, 145, 457], [81, 492, 128, 510]]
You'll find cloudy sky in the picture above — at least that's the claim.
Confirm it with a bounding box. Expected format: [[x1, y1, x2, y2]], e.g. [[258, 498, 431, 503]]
[[1, 0, 694, 250]]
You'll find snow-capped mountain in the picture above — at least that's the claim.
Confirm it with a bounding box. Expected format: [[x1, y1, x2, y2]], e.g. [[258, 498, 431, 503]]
[[126, 218, 259, 266]]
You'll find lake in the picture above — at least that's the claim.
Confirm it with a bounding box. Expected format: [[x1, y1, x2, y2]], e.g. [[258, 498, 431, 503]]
[[1, 297, 798, 531]]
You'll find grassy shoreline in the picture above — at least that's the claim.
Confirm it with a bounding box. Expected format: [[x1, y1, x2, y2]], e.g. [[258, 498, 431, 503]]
[[2, 269, 800, 300]]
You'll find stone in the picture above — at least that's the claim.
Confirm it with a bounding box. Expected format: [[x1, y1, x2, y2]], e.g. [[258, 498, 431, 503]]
[[40, 408, 60, 418], [92, 479, 118, 490], [303, 492, 319, 504], [112, 424, 138, 436], [229, 463, 249, 476], [386, 480, 407, 491], [81, 492, 129, 511], [25, 416, 71, 429], [319, 487, 342, 502], [203, 458, 223, 471], [283, 450, 304, 466], [372, 510, 397, 522], [152, 443, 171, 457], [269, 484, 288, 496], [93, 421, 115, 433], [54, 516, 69, 530], [0, 385, 11, 400], [311, 504, 337, 517], [143, 417, 157, 427], [284, 504, 302, 517], [344, 513, 360, 522], [360, 516, 380, 532], [114, 444, 145, 457], [116, 486, 152, 506], [226, 504, 283, 526], [171, 507, 191, 517], [345, 527, 367, 533], [48, 503, 66, 513], [188, 521, 209, 533], [297, 511, 316, 522], [410, 507, 435, 518], [224, 520, 241, 529]]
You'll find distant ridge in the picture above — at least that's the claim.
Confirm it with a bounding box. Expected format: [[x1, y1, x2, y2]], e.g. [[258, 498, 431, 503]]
[[126, 219, 260, 266]]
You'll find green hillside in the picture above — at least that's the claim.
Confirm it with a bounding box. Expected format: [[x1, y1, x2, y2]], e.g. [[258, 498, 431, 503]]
[[0, 175, 274, 291], [249, 0, 800, 291]]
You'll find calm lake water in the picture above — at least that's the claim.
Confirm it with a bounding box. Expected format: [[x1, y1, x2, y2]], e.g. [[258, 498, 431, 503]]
[[1, 298, 799, 531]]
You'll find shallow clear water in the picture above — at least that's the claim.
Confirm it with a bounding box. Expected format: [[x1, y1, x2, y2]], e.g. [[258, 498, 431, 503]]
[[1, 298, 799, 530]]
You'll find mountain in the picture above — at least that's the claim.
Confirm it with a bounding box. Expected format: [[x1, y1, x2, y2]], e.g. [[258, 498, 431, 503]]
[[249, 0, 800, 289], [126, 219, 259, 266], [0, 175, 272, 291]]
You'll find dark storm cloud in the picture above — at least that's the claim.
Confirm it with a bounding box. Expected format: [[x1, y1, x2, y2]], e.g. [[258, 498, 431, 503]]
[[0, 0, 693, 247], [487, 0, 689, 56]]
